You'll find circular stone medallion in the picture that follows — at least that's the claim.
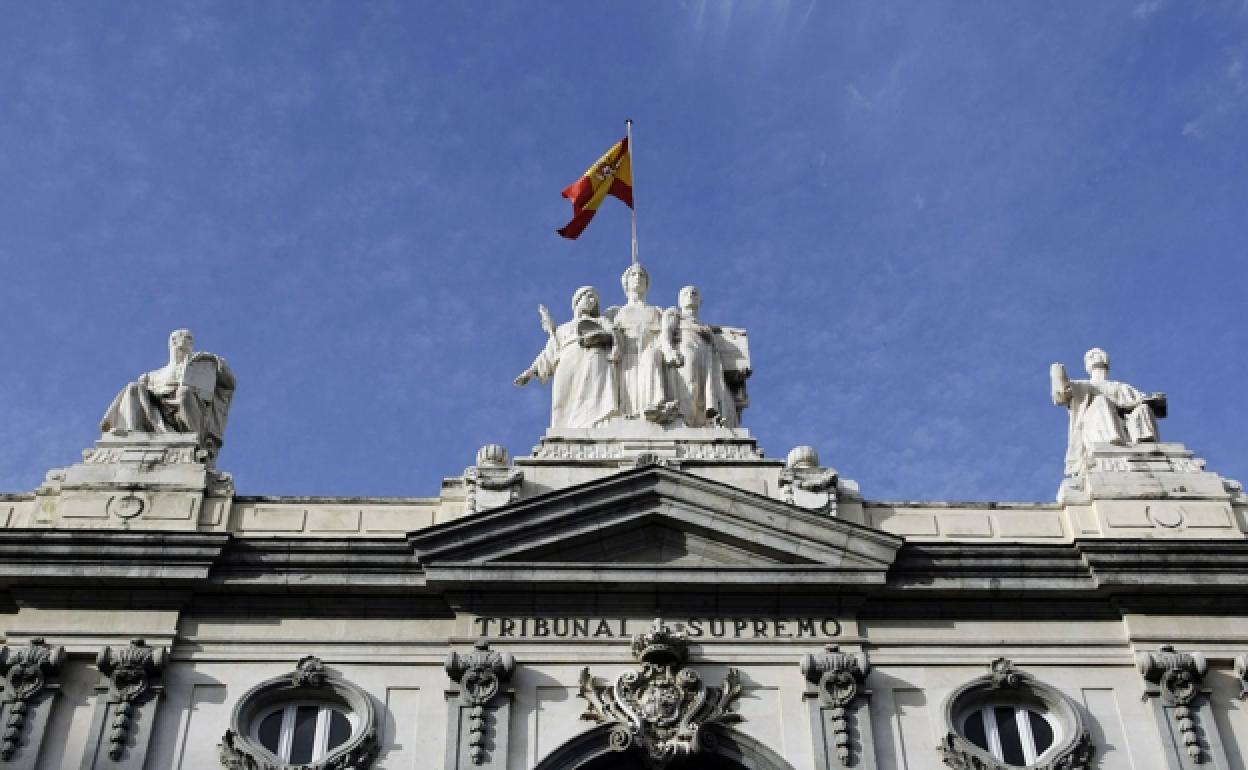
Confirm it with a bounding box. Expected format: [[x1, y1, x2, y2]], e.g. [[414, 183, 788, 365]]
[[108, 493, 147, 519], [1148, 505, 1184, 529]]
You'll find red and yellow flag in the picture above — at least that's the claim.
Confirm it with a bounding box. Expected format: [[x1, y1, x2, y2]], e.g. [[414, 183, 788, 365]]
[[557, 137, 633, 239]]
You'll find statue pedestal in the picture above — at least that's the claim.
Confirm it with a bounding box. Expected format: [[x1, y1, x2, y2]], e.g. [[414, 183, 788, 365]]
[[33, 434, 233, 531], [523, 422, 769, 466], [1059, 442, 1244, 537]]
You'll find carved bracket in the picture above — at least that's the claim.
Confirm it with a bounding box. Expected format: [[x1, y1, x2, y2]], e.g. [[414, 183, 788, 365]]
[[445, 640, 516, 765], [0, 638, 66, 761], [97, 639, 166, 760], [1137, 645, 1208, 763], [800, 645, 869, 765], [579, 619, 743, 769]]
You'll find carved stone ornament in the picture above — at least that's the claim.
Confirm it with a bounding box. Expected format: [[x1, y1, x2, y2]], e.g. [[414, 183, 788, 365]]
[[97, 639, 166, 760], [1137, 645, 1208, 763], [0, 637, 66, 760], [463, 445, 524, 514], [445, 640, 517, 765], [938, 659, 1092, 770], [578, 619, 743, 769], [219, 657, 378, 770], [1234, 654, 1248, 700], [800, 645, 869, 765], [291, 655, 329, 688], [776, 446, 838, 513]]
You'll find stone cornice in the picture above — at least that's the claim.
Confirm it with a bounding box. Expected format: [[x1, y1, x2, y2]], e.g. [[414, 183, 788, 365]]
[[0, 527, 1246, 602], [0, 530, 227, 585]]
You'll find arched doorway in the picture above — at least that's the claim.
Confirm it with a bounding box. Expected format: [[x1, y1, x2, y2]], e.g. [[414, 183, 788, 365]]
[[576, 753, 748, 769], [533, 725, 795, 770]]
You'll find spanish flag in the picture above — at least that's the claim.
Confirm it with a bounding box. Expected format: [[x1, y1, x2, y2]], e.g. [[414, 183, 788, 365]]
[[557, 137, 633, 239]]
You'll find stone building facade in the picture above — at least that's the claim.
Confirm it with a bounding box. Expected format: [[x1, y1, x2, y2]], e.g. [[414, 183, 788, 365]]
[[1, 271, 1247, 770]]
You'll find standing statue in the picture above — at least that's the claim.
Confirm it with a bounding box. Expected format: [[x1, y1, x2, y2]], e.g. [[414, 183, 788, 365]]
[[515, 286, 621, 429], [1051, 347, 1166, 476], [100, 329, 236, 464], [668, 286, 740, 428], [605, 263, 681, 423]]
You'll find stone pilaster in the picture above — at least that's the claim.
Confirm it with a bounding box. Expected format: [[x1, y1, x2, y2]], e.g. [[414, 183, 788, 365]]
[[1136, 645, 1233, 769], [0, 638, 65, 769], [80, 640, 165, 770], [801, 645, 876, 770], [444, 640, 516, 769]]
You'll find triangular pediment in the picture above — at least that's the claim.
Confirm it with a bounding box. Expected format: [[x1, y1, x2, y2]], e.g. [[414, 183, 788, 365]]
[[409, 466, 902, 586]]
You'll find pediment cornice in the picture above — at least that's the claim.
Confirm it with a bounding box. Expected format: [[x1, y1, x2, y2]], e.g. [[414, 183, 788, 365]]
[[408, 466, 902, 586]]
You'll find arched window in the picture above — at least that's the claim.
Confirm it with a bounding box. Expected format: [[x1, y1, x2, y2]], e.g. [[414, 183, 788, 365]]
[[960, 701, 1057, 765], [254, 702, 355, 764], [219, 657, 379, 770], [939, 659, 1092, 770]]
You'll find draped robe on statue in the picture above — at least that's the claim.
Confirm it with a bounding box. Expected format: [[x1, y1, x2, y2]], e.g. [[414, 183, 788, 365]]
[[606, 303, 676, 421], [1056, 377, 1161, 475], [528, 317, 620, 429], [100, 353, 235, 458], [671, 317, 739, 428]]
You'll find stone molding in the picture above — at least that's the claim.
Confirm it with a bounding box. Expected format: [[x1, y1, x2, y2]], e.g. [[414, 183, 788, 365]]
[[937, 658, 1092, 770], [219, 656, 378, 770], [1137, 645, 1208, 764], [800, 646, 869, 767], [0, 637, 65, 763], [578, 619, 743, 769], [444, 640, 516, 767]]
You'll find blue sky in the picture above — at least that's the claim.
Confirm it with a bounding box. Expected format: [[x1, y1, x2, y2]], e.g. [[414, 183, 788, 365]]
[[1, 1, 1246, 502]]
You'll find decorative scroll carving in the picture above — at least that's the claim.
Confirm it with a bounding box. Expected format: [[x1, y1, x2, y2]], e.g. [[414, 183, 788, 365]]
[[96, 639, 166, 760], [938, 659, 1092, 770], [779, 446, 838, 511], [938, 731, 1093, 770], [1137, 645, 1208, 763], [988, 657, 1023, 689], [445, 640, 516, 765], [219, 657, 378, 770], [1234, 654, 1248, 700], [463, 445, 524, 514], [290, 655, 328, 688], [579, 619, 743, 769], [800, 645, 868, 765], [0, 638, 66, 760]]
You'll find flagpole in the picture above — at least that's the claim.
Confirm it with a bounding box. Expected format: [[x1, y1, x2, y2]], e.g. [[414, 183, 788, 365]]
[[626, 118, 638, 265]]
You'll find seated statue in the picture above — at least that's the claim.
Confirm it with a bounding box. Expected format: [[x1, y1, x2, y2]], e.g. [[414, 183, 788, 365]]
[[514, 287, 621, 429], [668, 286, 741, 428], [100, 329, 236, 464], [1051, 347, 1166, 476]]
